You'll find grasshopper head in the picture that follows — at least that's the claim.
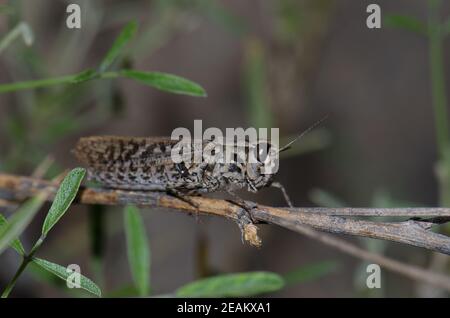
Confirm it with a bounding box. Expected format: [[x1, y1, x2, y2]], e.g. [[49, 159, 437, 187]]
[[245, 141, 278, 191], [245, 116, 328, 192]]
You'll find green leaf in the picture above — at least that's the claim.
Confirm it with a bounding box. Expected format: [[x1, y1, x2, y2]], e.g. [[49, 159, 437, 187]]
[[124, 205, 150, 296], [0, 214, 25, 255], [32, 257, 101, 297], [28, 261, 64, 286], [283, 261, 338, 286], [120, 69, 207, 97], [0, 194, 47, 255], [41, 168, 85, 237], [99, 21, 138, 72], [175, 272, 284, 297], [384, 14, 427, 35]]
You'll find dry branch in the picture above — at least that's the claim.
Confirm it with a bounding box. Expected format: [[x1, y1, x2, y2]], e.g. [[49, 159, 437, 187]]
[[1, 173, 449, 253], [287, 207, 450, 217], [1, 172, 450, 291]]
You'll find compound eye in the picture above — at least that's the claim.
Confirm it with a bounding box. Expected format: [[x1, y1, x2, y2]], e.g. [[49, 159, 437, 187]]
[[256, 142, 271, 163]]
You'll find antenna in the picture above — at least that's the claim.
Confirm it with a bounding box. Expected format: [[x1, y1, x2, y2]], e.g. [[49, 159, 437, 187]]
[[278, 115, 329, 153]]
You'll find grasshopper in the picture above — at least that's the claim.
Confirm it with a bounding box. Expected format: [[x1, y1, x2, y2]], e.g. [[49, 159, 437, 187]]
[[74, 118, 326, 244]]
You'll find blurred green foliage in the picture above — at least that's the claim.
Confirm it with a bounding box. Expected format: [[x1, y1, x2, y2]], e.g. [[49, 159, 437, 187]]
[[386, 1, 450, 232], [0, 2, 336, 297], [0, 168, 101, 298], [175, 272, 285, 297], [3, 0, 444, 298], [124, 205, 151, 296], [283, 261, 338, 286]]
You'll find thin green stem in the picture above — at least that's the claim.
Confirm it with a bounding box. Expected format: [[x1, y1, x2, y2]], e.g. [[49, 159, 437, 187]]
[[1, 257, 30, 298], [428, 2, 449, 159], [0, 74, 78, 93], [0, 71, 120, 94], [1, 235, 45, 298], [99, 71, 120, 79], [427, 1, 450, 213], [30, 236, 45, 255], [89, 205, 105, 287]]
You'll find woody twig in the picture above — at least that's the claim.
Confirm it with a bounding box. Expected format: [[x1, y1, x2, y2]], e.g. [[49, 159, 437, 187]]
[[1, 172, 450, 290]]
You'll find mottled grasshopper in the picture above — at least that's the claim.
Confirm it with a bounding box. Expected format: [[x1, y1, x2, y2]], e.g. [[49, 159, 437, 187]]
[[74, 118, 326, 244], [74, 136, 286, 200]]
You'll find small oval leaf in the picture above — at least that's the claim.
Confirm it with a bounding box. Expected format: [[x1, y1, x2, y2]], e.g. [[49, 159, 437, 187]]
[[41, 168, 85, 237], [32, 257, 101, 297], [120, 70, 207, 97], [175, 272, 284, 297], [124, 205, 150, 296]]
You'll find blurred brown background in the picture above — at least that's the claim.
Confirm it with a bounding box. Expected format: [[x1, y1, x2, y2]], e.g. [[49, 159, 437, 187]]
[[0, 0, 450, 297]]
